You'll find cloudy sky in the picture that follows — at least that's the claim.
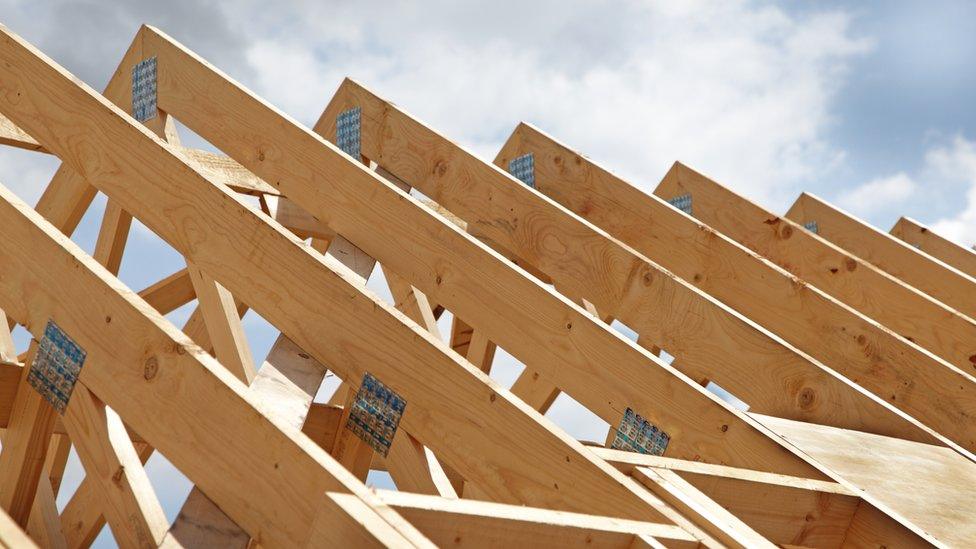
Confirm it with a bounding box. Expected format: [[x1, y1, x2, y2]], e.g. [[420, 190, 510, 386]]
[[0, 0, 974, 545]]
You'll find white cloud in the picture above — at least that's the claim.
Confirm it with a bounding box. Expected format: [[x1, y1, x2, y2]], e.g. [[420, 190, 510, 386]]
[[842, 134, 976, 247], [837, 172, 916, 216], [229, 0, 871, 208], [926, 136, 976, 246]]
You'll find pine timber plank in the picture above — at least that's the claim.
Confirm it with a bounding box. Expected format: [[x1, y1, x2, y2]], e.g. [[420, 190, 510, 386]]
[[186, 263, 256, 384], [0, 506, 38, 549], [890, 216, 976, 279], [651, 162, 976, 379], [320, 80, 940, 451], [0, 313, 16, 364], [631, 467, 774, 549], [0, 177, 427, 547], [61, 386, 167, 548], [24, 474, 64, 549], [166, 335, 329, 548], [0, 25, 707, 531], [374, 490, 699, 548], [144, 26, 825, 481], [496, 125, 976, 457], [757, 413, 975, 547], [379, 264, 460, 497], [0, 341, 56, 526], [137, 28, 777, 544], [59, 307, 249, 549], [137, 270, 194, 316], [786, 192, 976, 320], [599, 449, 865, 548], [0, 112, 44, 152], [91, 200, 131, 275]]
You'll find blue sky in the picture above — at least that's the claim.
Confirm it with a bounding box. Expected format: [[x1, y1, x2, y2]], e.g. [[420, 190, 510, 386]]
[[0, 1, 973, 545]]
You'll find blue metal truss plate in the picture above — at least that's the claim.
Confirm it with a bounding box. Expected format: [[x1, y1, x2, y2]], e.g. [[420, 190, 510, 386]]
[[508, 153, 536, 188], [131, 57, 158, 123], [803, 220, 820, 234], [27, 320, 87, 415], [667, 193, 693, 216], [345, 372, 406, 457], [336, 107, 362, 159], [610, 407, 670, 456]]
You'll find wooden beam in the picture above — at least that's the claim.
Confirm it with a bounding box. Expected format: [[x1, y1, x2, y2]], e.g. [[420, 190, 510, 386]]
[[0, 312, 16, 364], [890, 216, 976, 280], [137, 269, 193, 316], [186, 262, 256, 384], [0, 25, 702, 531], [157, 29, 835, 480], [166, 334, 329, 547], [373, 490, 699, 548], [757, 414, 973, 547], [91, 200, 131, 275], [0, 505, 37, 549], [597, 448, 862, 547], [61, 385, 167, 547], [786, 192, 976, 319], [632, 466, 773, 548], [319, 80, 940, 456], [24, 472, 64, 549], [495, 125, 976, 457], [330, 385, 375, 482], [649, 162, 976, 378], [0, 180, 425, 547], [0, 342, 56, 526]]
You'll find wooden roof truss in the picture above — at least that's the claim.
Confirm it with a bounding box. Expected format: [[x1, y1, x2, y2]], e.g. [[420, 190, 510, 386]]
[[0, 22, 972, 548]]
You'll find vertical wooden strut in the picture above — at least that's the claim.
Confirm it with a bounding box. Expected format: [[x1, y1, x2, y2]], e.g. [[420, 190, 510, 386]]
[[0, 342, 56, 526]]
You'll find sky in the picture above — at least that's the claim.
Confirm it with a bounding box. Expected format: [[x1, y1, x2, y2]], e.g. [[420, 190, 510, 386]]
[[0, 1, 974, 546]]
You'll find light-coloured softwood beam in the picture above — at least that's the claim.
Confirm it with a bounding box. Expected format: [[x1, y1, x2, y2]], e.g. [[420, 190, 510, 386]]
[[0, 112, 43, 153], [91, 200, 132, 275], [786, 192, 976, 320], [186, 262, 256, 384], [890, 216, 976, 278], [497, 125, 976, 457], [62, 386, 167, 547], [137, 269, 193, 316], [652, 161, 976, 385], [0, 24, 699, 533], [373, 490, 698, 548], [0, 312, 16, 365], [166, 335, 329, 547], [159, 26, 824, 480], [136, 23, 805, 530], [0, 504, 38, 548], [313, 81, 822, 478], [632, 466, 773, 548], [0, 342, 56, 526], [0, 174, 425, 549], [651, 161, 976, 377], [320, 79, 941, 453]]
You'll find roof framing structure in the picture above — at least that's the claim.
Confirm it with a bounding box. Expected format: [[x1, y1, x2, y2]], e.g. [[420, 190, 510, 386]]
[[0, 21, 970, 548]]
